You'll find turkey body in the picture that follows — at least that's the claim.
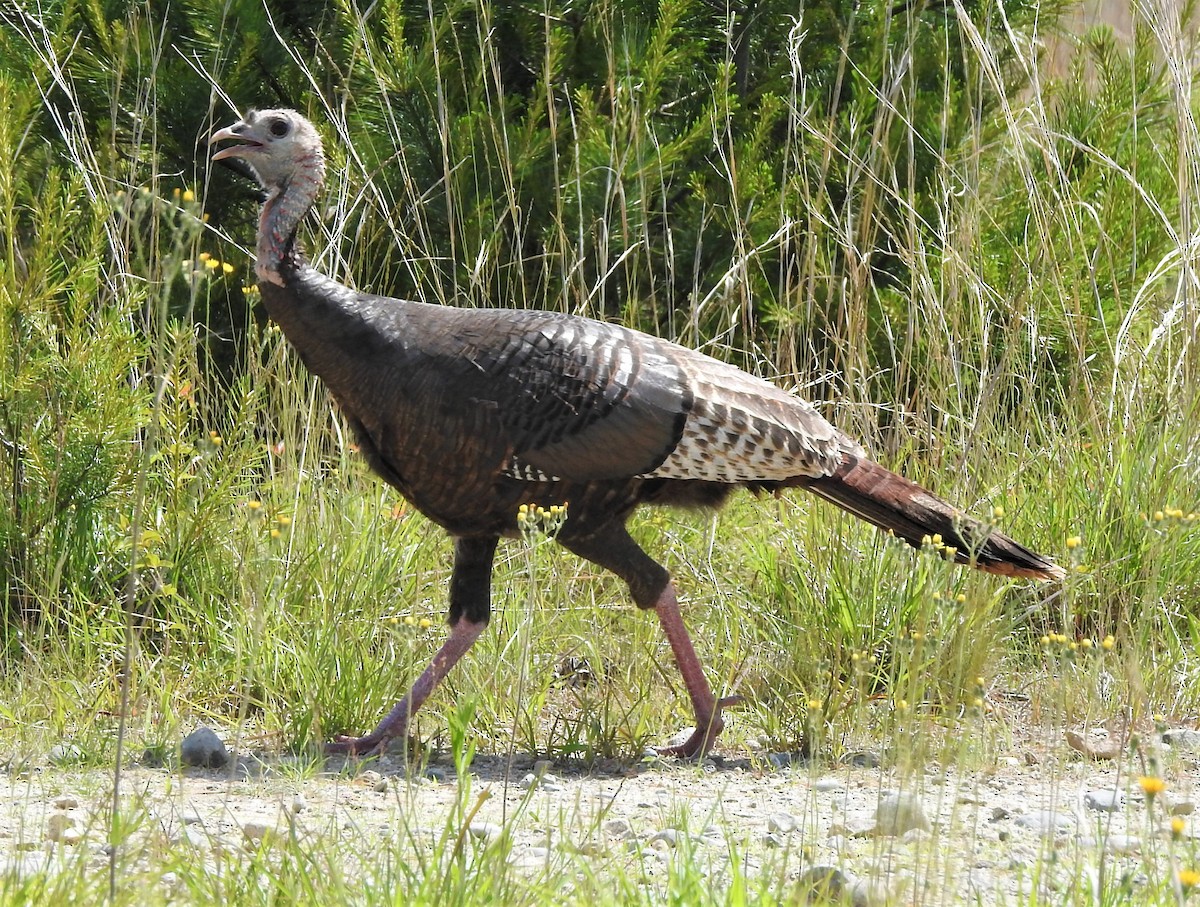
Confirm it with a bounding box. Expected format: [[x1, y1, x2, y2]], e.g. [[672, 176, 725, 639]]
[[212, 108, 1062, 759], [262, 266, 864, 612]]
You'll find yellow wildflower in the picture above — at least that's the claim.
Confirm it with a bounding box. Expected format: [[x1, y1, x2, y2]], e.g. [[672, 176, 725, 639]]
[[1066, 535, 1081, 549], [1179, 869, 1200, 890], [1102, 634, 1115, 650], [182, 189, 195, 202], [222, 262, 234, 274], [1138, 775, 1166, 798], [204, 257, 220, 270]]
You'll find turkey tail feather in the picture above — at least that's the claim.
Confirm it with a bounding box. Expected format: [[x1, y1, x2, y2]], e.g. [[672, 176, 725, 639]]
[[799, 457, 1065, 581]]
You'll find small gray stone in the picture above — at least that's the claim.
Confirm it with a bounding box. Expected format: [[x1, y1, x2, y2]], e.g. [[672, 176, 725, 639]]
[[603, 818, 633, 839], [663, 728, 695, 749], [48, 744, 83, 765], [796, 865, 863, 905], [52, 794, 80, 810], [873, 792, 931, 836], [841, 750, 881, 768], [768, 812, 800, 834], [468, 822, 503, 843], [990, 806, 1011, 821], [1016, 810, 1074, 834], [1163, 729, 1200, 750], [767, 752, 796, 769], [1169, 799, 1197, 817], [180, 727, 228, 769], [517, 772, 539, 790], [763, 832, 788, 848], [1084, 790, 1124, 812], [532, 759, 554, 776], [241, 821, 278, 845], [649, 829, 680, 848], [46, 812, 78, 842], [812, 778, 844, 793], [424, 766, 449, 783]]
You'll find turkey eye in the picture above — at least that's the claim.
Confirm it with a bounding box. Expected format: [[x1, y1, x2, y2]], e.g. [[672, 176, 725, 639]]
[[268, 118, 290, 137]]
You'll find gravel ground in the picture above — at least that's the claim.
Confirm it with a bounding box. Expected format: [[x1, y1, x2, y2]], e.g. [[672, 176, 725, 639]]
[[3, 714, 1199, 904]]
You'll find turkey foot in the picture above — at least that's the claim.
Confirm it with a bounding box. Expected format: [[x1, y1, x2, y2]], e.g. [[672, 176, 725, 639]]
[[323, 617, 487, 758], [655, 694, 745, 759], [651, 582, 741, 759]]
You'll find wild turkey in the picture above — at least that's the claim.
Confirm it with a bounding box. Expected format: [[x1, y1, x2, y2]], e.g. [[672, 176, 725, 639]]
[[210, 108, 1063, 758]]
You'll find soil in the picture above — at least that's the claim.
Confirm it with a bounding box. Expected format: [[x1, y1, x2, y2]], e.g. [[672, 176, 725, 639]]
[[3, 711, 1197, 904]]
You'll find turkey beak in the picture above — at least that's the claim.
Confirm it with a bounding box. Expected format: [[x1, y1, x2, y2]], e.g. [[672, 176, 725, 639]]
[[210, 122, 258, 162]]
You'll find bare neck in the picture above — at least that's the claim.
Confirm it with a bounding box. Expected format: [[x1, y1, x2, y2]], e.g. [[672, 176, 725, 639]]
[[257, 150, 325, 286]]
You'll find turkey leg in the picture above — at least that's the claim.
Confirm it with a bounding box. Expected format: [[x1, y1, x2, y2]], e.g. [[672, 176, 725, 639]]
[[325, 617, 487, 755], [651, 581, 741, 758], [325, 536, 498, 756]]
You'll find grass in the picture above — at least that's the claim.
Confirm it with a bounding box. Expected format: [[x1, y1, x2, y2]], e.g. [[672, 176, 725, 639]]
[[1, 0, 1200, 903]]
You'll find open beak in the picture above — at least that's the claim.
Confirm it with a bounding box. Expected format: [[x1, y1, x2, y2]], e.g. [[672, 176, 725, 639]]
[[209, 122, 261, 162]]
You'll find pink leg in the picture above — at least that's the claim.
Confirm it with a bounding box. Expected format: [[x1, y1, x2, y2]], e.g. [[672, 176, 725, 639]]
[[325, 617, 487, 756], [652, 582, 741, 758]]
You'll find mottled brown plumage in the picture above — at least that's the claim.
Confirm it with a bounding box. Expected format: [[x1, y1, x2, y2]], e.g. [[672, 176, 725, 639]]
[[211, 108, 1062, 758]]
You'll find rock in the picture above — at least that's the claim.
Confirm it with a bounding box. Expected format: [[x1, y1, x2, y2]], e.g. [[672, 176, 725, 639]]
[[649, 829, 680, 848], [1065, 729, 1122, 760], [241, 821, 278, 845], [1169, 799, 1197, 817], [1083, 790, 1124, 812], [663, 728, 695, 749], [289, 794, 307, 814], [52, 794, 80, 810], [873, 792, 931, 836], [840, 750, 881, 768], [357, 770, 388, 793], [768, 812, 800, 834], [46, 812, 77, 842], [990, 806, 1011, 821], [1163, 729, 1200, 750], [175, 827, 212, 850], [763, 832, 788, 848], [812, 778, 844, 793], [603, 819, 633, 839], [1016, 810, 1074, 835], [48, 744, 82, 765], [180, 727, 229, 769], [517, 773, 539, 790], [424, 766, 449, 783], [795, 865, 864, 905], [1096, 833, 1141, 854], [468, 822, 503, 843], [767, 752, 797, 770], [532, 759, 554, 776]]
